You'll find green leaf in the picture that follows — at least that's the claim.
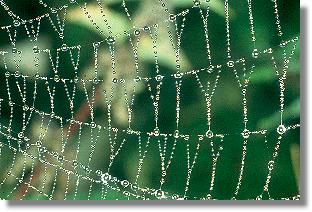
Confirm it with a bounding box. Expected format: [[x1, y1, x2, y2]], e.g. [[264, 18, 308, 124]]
[[138, 33, 191, 71], [0, 38, 50, 77], [170, 0, 235, 18], [67, 4, 131, 41]]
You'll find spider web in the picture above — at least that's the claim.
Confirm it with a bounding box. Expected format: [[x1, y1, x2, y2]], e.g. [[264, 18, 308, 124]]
[[0, 0, 300, 200]]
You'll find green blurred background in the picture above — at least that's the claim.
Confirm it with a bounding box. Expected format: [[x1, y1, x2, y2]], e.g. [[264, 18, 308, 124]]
[[0, 0, 299, 200]]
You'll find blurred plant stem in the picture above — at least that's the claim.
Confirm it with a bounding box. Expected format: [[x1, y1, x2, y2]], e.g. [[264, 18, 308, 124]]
[[290, 143, 300, 191], [14, 86, 103, 200]]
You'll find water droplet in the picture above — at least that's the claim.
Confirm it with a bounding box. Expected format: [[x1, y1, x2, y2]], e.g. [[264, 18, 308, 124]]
[[252, 49, 259, 58], [155, 75, 164, 81], [206, 194, 212, 200], [174, 130, 179, 138], [23, 105, 29, 111], [242, 129, 250, 139], [58, 155, 64, 162], [154, 128, 160, 136], [206, 130, 214, 139], [121, 180, 129, 187], [51, 8, 57, 13], [101, 173, 111, 183], [14, 71, 20, 78], [74, 76, 79, 83], [277, 124, 286, 135], [90, 122, 97, 128], [61, 44, 68, 51], [123, 191, 130, 197], [227, 61, 234, 68], [194, 0, 201, 7], [13, 20, 20, 27], [134, 29, 140, 36], [72, 160, 78, 167], [268, 160, 274, 170], [36, 141, 42, 147], [85, 167, 91, 174], [155, 190, 164, 198], [106, 36, 115, 45], [18, 132, 24, 139], [33, 46, 40, 54], [134, 76, 141, 82], [174, 72, 182, 79], [12, 47, 17, 54], [54, 75, 60, 82], [169, 14, 176, 21]]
